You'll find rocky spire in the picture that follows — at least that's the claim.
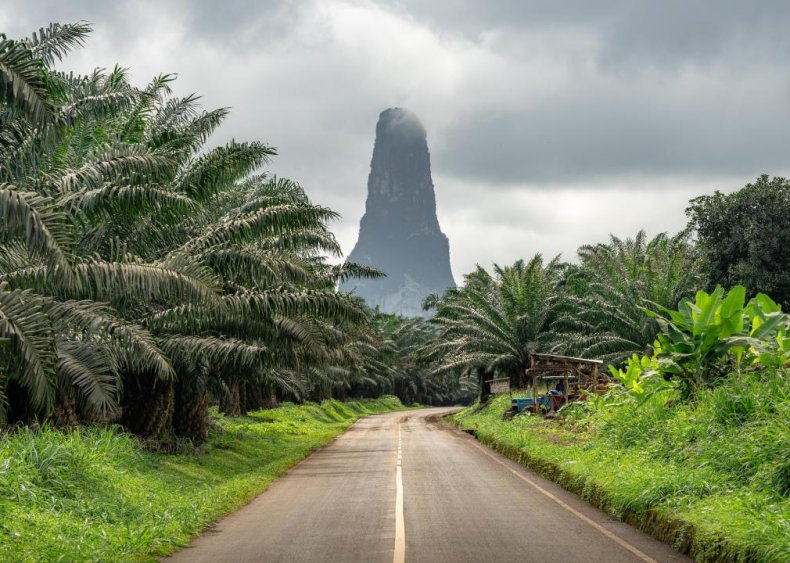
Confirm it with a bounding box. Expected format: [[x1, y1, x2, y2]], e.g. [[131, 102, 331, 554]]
[[341, 108, 455, 316]]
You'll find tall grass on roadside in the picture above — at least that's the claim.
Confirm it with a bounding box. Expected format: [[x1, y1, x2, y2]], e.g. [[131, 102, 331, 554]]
[[453, 369, 790, 562], [0, 396, 405, 562]]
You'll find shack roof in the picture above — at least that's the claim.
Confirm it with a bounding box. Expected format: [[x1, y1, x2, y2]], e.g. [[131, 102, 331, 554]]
[[529, 353, 603, 365], [525, 353, 603, 377]]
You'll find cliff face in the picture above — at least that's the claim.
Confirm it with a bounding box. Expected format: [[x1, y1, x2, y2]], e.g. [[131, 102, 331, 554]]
[[341, 108, 455, 316]]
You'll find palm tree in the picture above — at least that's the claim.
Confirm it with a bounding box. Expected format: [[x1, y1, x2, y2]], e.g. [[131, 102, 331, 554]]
[[0, 22, 382, 442], [1, 22, 173, 424], [552, 230, 703, 364], [383, 315, 477, 405], [425, 255, 564, 391]]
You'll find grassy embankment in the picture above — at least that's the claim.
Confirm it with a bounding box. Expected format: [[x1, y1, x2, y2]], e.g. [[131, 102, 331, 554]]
[[0, 396, 405, 562], [452, 369, 789, 562]]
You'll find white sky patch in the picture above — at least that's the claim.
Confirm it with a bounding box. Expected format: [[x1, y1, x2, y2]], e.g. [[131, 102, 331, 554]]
[[435, 177, 740, 279]]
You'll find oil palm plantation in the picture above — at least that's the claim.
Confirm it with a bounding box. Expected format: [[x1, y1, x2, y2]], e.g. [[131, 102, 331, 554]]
[[0, 22, 381, 441], [424, 255, 564, 391], [384, 315, 476, 405], [552, 230, 703, 364], [333, 313, 477, 405]]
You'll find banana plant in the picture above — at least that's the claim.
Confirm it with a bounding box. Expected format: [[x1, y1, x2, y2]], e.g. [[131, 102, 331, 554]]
[[611, 285, 789, 400], [731, 293, 789, 369], [607, 353, 677, 406], [647, 285, 746, 390]]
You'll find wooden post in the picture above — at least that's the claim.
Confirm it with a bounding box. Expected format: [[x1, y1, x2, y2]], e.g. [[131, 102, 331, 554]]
[[527, 355, 534, 412], [563, 372, 569, 404], [479, 369, 492, 402], [593, 363, 600, 395]]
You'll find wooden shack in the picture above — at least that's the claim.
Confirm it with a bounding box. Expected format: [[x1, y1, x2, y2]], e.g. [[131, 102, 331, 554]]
[[524, 353, 605, 413]]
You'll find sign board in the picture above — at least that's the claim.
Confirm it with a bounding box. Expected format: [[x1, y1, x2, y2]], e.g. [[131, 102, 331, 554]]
[[487, 378, 511, 395]]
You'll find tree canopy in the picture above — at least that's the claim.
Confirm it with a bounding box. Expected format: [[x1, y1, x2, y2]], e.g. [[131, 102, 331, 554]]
[[687, 175, 790, 308], [1, 21, 468, 441]]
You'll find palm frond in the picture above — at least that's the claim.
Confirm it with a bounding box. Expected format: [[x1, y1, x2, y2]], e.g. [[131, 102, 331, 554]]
[[24, 22, 91, 67], [0, 35, 54, 124], [0, 184, 72, 272], [58, 183, 194, 217], [175, 141, 275, 201], [56, 338, 118, 416], [0, 284, 57, 412]]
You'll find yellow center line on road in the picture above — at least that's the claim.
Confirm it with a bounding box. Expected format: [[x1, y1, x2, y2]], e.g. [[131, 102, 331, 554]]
[[393, 424, 405, 563], [467, 439, 657, 563]]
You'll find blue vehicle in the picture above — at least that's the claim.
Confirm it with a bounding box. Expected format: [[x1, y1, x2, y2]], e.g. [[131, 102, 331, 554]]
[[511, 396, 550, 413]]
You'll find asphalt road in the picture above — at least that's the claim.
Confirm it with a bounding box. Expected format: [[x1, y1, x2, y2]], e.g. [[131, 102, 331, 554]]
[[167, 408, 688, 563]]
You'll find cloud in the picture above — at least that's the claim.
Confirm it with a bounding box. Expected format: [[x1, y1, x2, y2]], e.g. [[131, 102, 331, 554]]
[[435, 177, 721, 278], [436, 62, 790, 184], [3, 0, 787, 280], [385, 1, 790, 67]]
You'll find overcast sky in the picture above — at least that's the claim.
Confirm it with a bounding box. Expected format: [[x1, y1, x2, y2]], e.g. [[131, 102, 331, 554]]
[[4, 1, 790, 279]]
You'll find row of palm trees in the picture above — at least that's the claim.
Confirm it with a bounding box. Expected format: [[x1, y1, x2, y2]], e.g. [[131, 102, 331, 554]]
[[422, 231, 704, 390], [1, 22, 442, 442], [0, 22, 709, 440]]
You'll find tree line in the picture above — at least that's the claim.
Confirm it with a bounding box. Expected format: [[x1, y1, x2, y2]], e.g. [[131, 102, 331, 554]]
[[1, 22, 787, 444], [0, 22, 465, 444], [422, 176, 789, 394]]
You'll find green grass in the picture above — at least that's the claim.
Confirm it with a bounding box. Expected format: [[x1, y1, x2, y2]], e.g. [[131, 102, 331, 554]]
[[452, 369, 790, 562], [0, 396, 405, 562]]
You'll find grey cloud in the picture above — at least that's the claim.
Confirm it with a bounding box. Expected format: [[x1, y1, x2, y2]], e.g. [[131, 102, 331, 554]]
[[434, 70, 790, 185], [10, 1, 790, 69], [2, 0, 291, 51], [5, 0, 790, 276], [388, 0, 790, 66]]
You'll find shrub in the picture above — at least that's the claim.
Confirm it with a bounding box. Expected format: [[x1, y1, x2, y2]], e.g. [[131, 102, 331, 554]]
[[609, 286, 789, 400]]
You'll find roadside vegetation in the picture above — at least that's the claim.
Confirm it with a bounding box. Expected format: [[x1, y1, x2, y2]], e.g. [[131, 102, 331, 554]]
[[0, 396, 405, 562], [422, 178, 788, 560], [415, 133, 789, 561], [0, 22, 460, 561], [453, 371, 788, 562], [2, 19, 789, 563], [453, 286, 789, 562]]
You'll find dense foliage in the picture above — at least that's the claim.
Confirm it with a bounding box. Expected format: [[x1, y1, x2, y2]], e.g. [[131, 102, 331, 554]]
[[687, 174, 790, 308], [0, 21, 787, 448], [454, 367, 790, 562], [423, 255, 563, 390], [422, 232, 706, 392], [554, 230, 703, 364], [377, 314, 477, 405], [0, 397, 405, 561], [609, 285, 788, 399], [452, 283, 789, 560], [0, 22, 453, 443], [2, 18, 788, 563]]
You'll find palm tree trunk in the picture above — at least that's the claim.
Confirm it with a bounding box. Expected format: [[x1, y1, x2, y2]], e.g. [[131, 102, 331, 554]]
[[242, 381, 276, 412], [509, 368, 522, 390], [219, 379, 242, 416], [52, 386, 79, 427], [479, 369, 492, 401], [173, 373, 208, 443], [121, 375, 174, 438]]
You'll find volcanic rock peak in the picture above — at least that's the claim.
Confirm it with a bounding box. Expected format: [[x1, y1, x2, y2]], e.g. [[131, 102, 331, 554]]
[[341, 108, 455, 317]]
